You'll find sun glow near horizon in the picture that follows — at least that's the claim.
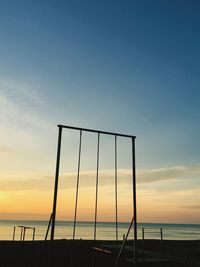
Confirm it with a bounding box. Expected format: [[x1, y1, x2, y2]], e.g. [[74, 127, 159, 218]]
[[0, 166, 199, 224]]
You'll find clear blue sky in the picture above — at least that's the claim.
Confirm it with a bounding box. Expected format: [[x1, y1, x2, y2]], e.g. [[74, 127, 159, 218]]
[[1, 0, 200, 167], [0, 1, 200, 222]]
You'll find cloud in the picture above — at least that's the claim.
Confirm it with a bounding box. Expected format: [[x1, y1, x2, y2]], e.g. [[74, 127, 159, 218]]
[[0, 80, 43, 107], [0, 146, 14, 154], [0, 164, 199, 192], [0, 212, 49, 220], [138, 165, 193, 183], [181, 205, 200, 210], [0, 80, 53, 131], [0, 175, 53, 192]]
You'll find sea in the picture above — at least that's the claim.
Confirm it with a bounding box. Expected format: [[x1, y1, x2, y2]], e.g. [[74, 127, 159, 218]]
[[0, 220, 199, 241]]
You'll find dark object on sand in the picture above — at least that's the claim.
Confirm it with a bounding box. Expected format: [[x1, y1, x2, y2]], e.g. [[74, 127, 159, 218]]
[[1, 239, 199, 267]]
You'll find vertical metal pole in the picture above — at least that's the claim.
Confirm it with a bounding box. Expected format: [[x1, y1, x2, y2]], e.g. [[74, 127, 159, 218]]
[[142, 228, 144, 256], [33, 228, 35, 241], [94, 133, 100, 240], [12, 226, 16, 241], [160, 228, 163, 257], [142, 228, 144, 240], [50, 126, 63, 241], [20, 228, 23, 241], [23, 227, 26, 241], [132, 137, 137, 263], [73, 130, 82, 240], [115, 135, 118, 241]]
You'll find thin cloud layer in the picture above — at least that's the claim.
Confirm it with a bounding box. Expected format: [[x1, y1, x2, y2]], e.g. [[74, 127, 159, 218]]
[[0, 164, 199, 192], [138, 165, 199, 183], [0, 146, 14, 154], [181, 205, 200, 210], [0, 80, 53, 131]]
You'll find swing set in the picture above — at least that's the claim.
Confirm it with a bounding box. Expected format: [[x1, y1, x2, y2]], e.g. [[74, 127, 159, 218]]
[[49, 124, 137, 262]]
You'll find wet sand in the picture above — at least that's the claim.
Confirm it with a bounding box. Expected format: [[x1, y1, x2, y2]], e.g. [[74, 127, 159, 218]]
[[0, 239, 199, 267]]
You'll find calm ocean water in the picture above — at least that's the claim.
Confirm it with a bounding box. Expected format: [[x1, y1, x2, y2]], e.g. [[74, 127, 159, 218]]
[[0, 220, 199, 241]]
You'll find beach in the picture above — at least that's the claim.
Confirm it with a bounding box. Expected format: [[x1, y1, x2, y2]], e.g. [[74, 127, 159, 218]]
[[0, 239, 199, 267], [0, 220, 199, 266], [0, 220, 200, 267]]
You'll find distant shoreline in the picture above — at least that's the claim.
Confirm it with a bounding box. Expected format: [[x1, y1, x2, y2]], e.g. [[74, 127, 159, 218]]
[[0, 220, 199, 241]]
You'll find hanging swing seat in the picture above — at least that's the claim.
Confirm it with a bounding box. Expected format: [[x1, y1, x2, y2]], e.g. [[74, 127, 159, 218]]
[[92, 246, 112, 254]]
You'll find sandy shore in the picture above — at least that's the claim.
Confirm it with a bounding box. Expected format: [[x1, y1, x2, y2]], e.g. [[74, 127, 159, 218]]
[[0, 239, 199, 267]]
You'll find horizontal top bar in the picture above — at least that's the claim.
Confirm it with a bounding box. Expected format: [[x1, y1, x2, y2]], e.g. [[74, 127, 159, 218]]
[[58, 124, 136, 138], [17, 225, 35, 229]]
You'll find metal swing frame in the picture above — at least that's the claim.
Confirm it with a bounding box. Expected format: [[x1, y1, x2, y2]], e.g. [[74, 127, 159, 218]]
[[50, 124, 137, 262]]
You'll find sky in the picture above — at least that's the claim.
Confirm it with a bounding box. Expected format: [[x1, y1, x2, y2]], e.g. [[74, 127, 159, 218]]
[[0, 0, 200, 224]]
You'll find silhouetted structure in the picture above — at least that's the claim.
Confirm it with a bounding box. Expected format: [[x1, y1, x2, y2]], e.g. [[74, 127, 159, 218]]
[[49, 124, 137, 263], [13, 225, 35, 241]]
